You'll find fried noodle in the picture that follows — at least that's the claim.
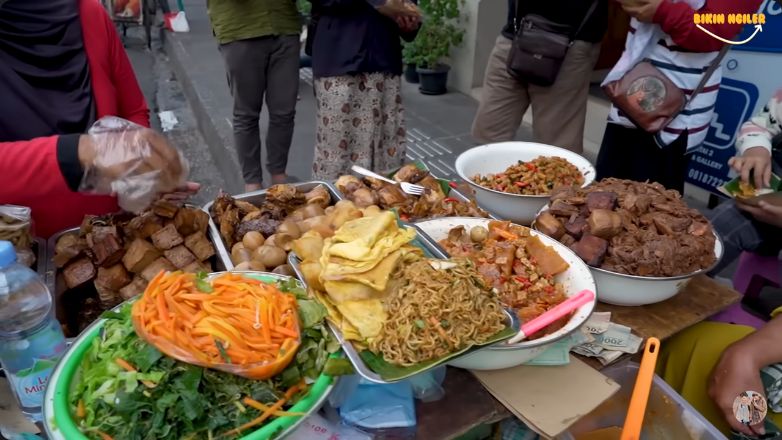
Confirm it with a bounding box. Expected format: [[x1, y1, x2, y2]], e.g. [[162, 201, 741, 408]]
[[370, 259, 506, 366]]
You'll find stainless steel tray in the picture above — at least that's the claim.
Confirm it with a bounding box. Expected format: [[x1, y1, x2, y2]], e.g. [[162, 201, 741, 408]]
[[46, 211, 223, 338], [334, 168, 497, 220], [32, 236, 46, 279], [287, 224, 520, 384], [203, 181, 343, 271]]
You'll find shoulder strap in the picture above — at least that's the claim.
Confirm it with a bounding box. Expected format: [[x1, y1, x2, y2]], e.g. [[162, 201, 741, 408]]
[[513, 0, 521, 32], [687, 45, 730, 103], [571, 0, 599, 41]]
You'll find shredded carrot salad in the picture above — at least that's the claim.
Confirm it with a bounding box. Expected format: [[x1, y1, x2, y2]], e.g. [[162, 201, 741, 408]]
[[131, 272, 300, 379]]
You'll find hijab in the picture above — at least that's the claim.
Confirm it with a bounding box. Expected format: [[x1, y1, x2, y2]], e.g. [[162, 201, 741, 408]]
[[0, 0, 95, 142]]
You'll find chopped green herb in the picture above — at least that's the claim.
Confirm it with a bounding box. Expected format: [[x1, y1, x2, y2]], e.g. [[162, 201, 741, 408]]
[[415, 319, 426, 329], [214, 339, 231, 364], [195, 272, 214, 293]]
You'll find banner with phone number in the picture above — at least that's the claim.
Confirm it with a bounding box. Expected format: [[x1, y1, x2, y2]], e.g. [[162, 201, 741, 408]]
[[686, 79, 760, 192]]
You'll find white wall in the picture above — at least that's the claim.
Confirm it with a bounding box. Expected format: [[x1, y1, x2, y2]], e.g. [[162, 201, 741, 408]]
[[448, 0, 506, 95]]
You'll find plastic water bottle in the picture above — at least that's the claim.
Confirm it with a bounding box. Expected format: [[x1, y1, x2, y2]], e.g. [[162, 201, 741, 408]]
[[0, 241, 66, 422]]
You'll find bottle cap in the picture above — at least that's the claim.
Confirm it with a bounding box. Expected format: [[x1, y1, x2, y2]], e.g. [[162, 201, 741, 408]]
[[0, 240, 18, 268]]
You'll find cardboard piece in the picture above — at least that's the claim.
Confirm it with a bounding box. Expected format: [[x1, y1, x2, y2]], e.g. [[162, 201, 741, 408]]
[[472, 356, 620, 439]]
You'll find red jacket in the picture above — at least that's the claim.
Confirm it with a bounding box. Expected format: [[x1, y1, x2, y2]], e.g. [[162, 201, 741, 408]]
[[654, 0, 762, 52], [0, 0, 149, 238]]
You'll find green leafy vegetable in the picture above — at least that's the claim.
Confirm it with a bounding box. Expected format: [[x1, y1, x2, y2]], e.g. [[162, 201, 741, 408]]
[[70, 279, 344, 440], [195, 271, 214, 293], [215, 339, 232, 364]]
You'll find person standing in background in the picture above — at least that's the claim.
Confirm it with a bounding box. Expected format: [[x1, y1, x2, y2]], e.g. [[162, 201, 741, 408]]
[[471, 0, 608, 154], [207, 0, 301, 191], [595, 0, 763, 194], [309, 0, 420, 180]]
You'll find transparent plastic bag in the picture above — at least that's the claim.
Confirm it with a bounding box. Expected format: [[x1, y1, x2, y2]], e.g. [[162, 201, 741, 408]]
[[79, 117, 189, 213], [0, 205, 35, 267], [409, 366, 446, 402]]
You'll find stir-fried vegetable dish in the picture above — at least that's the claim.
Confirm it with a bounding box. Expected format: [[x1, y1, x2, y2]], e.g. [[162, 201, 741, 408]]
[[472, 156, 584, 195], [439, 221, 570, 337]]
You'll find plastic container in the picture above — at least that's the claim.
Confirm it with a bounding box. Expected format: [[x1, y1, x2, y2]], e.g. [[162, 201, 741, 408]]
[[339, 378, 417, 437], [562, 362, 727, 440], [42, 272, 337, 440], [0, 241, 66, 422]]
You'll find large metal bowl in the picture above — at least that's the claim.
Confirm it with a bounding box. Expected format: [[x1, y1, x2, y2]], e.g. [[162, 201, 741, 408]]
[[532, 205, 725, 306], [454, 142, 595, 225], [585, 238, 724, 306], [414, 217, 597, 370]]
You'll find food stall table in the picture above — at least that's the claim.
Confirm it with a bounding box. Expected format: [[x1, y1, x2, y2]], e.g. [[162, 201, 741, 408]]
[[579, 274, 742, 370], [373, 368, 510, 439]]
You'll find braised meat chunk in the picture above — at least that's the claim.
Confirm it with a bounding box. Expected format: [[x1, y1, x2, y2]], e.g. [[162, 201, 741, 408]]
[[570, 234, 609, 266], [535, 178, 717, 277]]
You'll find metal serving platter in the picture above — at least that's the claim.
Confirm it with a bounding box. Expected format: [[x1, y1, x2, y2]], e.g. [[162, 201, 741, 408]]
[[335, 166, 498, 220], [203, 181, 343, 271], [46, 209, 224, 339], [287, 224, 519, 383]]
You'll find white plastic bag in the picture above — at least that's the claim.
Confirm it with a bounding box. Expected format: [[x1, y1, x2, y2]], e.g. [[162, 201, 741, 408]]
[[169, 11, 189, 32]]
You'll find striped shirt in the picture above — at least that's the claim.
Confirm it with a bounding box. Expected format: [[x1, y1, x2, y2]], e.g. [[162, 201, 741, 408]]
[[607, 22, 722, 151], [607, 0, 763, 152]]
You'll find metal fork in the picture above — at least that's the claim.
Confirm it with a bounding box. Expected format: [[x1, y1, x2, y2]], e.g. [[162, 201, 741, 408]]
[[350, 165, 425, 196]]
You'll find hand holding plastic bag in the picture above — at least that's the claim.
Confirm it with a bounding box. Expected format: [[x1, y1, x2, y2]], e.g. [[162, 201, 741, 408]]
[[78, 117, 190, 213]]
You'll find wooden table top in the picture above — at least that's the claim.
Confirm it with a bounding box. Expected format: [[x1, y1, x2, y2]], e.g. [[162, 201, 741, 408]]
[[580, 274, 742, 369]]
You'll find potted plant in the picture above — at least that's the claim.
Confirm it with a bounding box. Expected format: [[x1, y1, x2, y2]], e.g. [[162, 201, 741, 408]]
[[402, 42, 419, 84], [409, 0, 464, 95]]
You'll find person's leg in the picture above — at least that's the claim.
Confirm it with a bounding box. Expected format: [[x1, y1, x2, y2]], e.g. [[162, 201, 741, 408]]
[[312, 75, 356, 181], [657, 321, 757, 436], [595, 124, 653, 181], [707, 202, 767, 276], [528, 41, 601, 153], [264, 34, 300, 185], [653, 132, 689, 194], [596, 125, 689, 192], [158, 0, 171, 14], [219, 38, 270, 192], [375, 74, 405, 174], [471, 35, 530, 144]]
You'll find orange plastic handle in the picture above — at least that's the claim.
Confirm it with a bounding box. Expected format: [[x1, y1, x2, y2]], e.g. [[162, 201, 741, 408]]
[[620, 337, 660, 440]]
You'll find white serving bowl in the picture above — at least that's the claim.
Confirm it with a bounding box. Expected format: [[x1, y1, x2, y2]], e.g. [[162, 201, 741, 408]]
[[586, 237, 723, 306], [414, 217, 597, 370], [533, 206, 725, 306], [454, 142, 595, 225]]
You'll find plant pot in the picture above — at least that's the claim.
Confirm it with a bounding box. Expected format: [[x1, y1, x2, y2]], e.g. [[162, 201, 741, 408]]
[[404, 63, 419, 84], [417, 65, 450, 95]]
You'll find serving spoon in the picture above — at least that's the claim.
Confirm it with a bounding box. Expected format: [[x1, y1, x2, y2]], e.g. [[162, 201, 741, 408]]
[[507, 289, 595, 344]]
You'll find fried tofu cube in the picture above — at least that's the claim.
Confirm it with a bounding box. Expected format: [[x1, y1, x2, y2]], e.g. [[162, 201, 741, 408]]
[[122, 239, 161, 273], [151, 224, 183, 250], [89, 226, 125, 267], [164, 245, 196, 269], [125, 212, 164, 239], [182, 260, 208, 274], [174, 207, 210, 236], [140, 257, 176, 282], [95, 264, 132, 291], [184, 233, 215, 261], [152, 200, 180, 218], [119, 276, 148, 300], [63, 258, 96, 289]]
